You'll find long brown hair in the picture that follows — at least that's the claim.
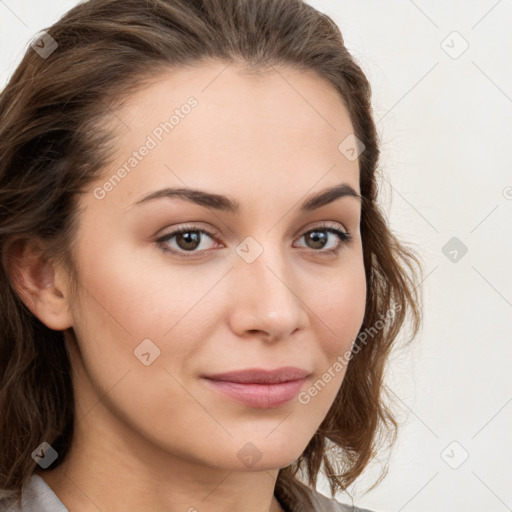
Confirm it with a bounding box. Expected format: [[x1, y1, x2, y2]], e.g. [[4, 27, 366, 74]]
[[0, 0, 422, 506]]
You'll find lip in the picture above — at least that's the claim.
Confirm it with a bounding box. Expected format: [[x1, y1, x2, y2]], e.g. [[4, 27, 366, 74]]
[[203, 366, 310, 384], [202, 367, 311, 409]]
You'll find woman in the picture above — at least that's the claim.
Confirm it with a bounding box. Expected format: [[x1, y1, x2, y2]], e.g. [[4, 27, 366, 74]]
[[0, 0, 422, 511]]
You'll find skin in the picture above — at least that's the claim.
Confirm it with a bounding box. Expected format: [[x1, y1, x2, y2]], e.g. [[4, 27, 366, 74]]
[[13, 60, 366, 512]]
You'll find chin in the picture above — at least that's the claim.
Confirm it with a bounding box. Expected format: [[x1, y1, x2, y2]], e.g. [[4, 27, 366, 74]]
[[231, 441, 308, 472]]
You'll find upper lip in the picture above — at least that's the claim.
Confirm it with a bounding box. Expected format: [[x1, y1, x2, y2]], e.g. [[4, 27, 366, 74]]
[[203, 366, 311, 384]]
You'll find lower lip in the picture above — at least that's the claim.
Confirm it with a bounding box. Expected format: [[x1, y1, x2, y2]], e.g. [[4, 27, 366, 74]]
[[203, 378, 308, 408]]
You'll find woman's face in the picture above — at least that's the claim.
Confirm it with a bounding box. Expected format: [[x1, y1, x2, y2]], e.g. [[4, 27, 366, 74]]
[[63, 60, 366, 472]]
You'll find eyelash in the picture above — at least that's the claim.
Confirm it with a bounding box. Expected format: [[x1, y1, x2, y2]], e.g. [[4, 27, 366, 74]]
[[155, 221, 352, 259]]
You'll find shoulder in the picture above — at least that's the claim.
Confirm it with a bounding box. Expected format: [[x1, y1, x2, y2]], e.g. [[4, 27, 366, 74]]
[[0, 474, 68, 512], [275, 477, 378, 512], [302, 486, 377, 512]]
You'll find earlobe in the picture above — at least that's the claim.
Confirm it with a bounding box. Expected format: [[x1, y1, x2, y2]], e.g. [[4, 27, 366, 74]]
[[6, 237, 74, 331]]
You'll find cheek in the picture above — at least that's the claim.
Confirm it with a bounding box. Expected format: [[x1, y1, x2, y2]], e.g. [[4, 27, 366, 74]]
[[66, 232, 221, 405], [70, 231, 204, 340], [315, 256, 367, 357], [294, 267, 366, 429], [66, 244, 210, 446]]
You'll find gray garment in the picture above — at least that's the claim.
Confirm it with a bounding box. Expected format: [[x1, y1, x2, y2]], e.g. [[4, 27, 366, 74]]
[[0, 474, 68, 511], [0, 474, 376, 512], [274, 478, 376, 512]]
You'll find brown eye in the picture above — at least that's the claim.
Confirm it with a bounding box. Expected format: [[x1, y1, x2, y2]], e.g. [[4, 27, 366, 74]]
[[156, 226, 218, 257], [174, 231, 202, 251], [155, 222, 351, 259], [296, 226, 351, 254], [304, 230, 329, 250]]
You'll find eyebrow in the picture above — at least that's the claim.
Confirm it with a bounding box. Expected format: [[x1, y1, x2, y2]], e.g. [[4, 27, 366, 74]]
[[130, 182, 361, 214]]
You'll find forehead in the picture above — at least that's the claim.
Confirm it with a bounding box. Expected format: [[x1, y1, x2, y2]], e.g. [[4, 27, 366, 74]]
[[89, 60, 360, 210]]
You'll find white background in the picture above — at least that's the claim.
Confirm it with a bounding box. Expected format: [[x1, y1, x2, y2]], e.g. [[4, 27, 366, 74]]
[[1, 1, 511, 511]]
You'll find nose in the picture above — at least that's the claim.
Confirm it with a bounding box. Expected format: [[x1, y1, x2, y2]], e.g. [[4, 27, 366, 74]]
[[228, 244, 309, 342]]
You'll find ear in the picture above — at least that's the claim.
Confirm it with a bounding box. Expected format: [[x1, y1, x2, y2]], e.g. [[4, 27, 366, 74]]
[[5, 238, 74, 331]]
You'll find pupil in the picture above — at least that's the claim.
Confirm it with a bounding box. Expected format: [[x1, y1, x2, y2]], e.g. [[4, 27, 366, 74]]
[[308, 231, 326, 249], [178, 232, 200, 250]]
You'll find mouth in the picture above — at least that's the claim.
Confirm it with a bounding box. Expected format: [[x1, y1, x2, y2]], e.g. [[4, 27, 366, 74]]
[[201, 367, 311, 408]]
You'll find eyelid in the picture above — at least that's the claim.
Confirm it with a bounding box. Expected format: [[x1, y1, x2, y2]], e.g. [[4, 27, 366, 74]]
[[155, 223, 220, 243], [299, 220, 348, 236], [156, 220, 348, 240]]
